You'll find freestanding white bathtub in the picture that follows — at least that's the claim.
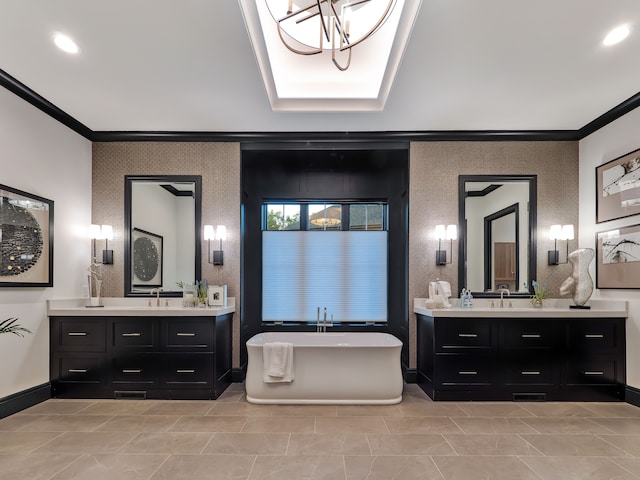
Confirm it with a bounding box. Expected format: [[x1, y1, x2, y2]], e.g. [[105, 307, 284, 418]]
[[245, 332, 403, 405]]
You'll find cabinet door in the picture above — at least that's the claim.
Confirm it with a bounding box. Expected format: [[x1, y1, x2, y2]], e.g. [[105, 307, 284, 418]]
[[566, 319, 620, 352], [162, 318, 214, 351], [111, 354, 159, 388], [564, 358, 621, 386], [501, 360, 557, 387], [162, 354, 214, 388], [502, 320, 557, 350], [111, 319, 157, 350], [53, 318, 106, 352], [52, 353, 106, 384], [435, 354, 495, 389], [435, 319, 493, 352], [494, 242, 516, 281]]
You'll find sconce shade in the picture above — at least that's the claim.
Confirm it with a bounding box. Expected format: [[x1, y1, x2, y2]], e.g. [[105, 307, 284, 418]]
[[446, 224, 457, 240], [204, 225, 215, 241], [435, 224, 446, 240], [89, 224, 101, 239], [562, 224, 574, 240], [101, 225, 113, 240], [548, 224, 574, 265], [216, 225, 227, 241]]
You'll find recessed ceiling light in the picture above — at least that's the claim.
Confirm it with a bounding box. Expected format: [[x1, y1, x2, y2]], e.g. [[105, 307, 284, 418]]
[[603, 25, 630, 46], [53, 33, 79, 54]]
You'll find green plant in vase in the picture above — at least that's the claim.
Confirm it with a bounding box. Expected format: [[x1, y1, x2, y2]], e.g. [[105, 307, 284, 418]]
[[196, 279, 209, 307], [530, 280, 548, 307]]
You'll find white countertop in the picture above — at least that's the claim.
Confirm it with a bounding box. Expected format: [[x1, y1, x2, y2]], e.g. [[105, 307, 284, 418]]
[[413, 298, 627, 318], [47, 297, 236, 317]]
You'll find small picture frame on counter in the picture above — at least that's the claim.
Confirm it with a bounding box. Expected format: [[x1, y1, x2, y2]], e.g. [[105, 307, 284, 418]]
[[208, 285, 227, 306]]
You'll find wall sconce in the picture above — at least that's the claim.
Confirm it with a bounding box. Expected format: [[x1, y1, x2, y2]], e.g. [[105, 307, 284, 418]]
[[435, 224, 457, 265], [89, 224, 113, 265], [548, 224, 574, 265], [204, 224, 226, 266]]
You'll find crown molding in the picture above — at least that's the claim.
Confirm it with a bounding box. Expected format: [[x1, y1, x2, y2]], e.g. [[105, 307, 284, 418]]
[[0, 68, 93, 140], [2, 67, 639, 143]]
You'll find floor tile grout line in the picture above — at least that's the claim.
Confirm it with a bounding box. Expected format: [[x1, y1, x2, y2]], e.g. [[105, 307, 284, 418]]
[[514, 455, 546, 480], [145, 453, 172, 480], [607, 457, 640, 479], [42, 452, 88, 480]]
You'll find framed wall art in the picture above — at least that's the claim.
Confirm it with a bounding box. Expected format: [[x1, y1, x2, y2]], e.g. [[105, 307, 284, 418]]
[[596, 148, 640, 223], [0, 184, 54, 287], [132, 228, 163, 287], [596, 223, 640, 289]]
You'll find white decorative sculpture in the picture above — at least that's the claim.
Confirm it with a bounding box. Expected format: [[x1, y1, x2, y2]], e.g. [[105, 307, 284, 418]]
[[559, 248, 594, 308], [87, 262, 103, 306]]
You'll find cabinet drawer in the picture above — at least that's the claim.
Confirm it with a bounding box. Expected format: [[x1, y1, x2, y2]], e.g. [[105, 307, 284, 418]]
[[111, 355, 159, 387], [436, 319, 493, 351], [54, 355, 105, 384], [567, 320, 619, 352], [435, 355, 495, 388], [162, 354, 213, 388], [111, 319, 157, 350], [502, 321, 556, 349], [564, 359, 620, 386], [162, 319, 213, 350], [54, 319, 106, 352], [501, 361, 557, 386]]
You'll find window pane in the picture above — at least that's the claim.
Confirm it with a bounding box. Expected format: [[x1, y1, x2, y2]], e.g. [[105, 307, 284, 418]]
[[266, 204, 300, 230], [308, 203, 341, 231], [350, 204, 384, 230], [262, 231, 387, 323]]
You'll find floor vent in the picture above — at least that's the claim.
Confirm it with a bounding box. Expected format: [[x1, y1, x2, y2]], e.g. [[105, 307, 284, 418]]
[[114, 391, 146, 399], [513, 392, 546, 402]]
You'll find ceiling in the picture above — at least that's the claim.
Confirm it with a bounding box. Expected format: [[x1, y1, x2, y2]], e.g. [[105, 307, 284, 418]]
[[1, 0, 640, 136]]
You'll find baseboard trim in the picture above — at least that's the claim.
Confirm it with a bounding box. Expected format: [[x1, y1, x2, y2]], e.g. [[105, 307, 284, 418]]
[[232, 366, 246, 383], [0, 383, 51, 419], [404, 367, 417, 384], [626, 386, 640, 407]]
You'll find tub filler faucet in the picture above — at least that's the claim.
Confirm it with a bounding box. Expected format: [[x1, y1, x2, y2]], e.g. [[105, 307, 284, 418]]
[[316, 307, 333, 333]]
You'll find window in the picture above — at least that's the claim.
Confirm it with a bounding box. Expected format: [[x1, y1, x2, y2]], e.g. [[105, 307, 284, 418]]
[[262, 202, 388, 323], [265, 204, 300, 230]]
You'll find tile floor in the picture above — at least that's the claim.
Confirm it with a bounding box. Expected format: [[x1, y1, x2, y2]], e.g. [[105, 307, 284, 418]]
[[1, 384, 640, 479]]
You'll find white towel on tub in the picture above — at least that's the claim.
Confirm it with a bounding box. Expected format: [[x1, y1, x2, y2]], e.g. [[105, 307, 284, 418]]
[[263, 342, 294, 383]]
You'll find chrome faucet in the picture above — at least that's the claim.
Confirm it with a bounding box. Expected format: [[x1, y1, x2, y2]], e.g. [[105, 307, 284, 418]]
[[149, 288, 162, 307], [498, 288, 510, 308], [316, 306, 333, 333]]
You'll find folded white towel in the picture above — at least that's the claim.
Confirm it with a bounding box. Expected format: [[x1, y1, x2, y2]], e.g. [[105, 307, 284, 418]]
[[263, 342, 294, 383]]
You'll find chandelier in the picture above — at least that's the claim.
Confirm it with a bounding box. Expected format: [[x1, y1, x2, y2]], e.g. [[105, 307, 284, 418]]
[[265, 0, 396, 71]]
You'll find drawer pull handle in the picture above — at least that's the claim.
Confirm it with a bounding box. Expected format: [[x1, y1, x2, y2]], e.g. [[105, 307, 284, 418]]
[[176, 333, 196, 337], [521, 334, 541, 338], [122, 369, 142, 373], [521, 371, 541, 375], [121, 333, 142, 337], [584, 371, 604, 375], [458, 371, 477, 375], [585, 334, 604, 338], [176, 369, 195, 374], [68, 369, 87, 373], [68, 332, 87, 336], [458, 333, 478, 338]]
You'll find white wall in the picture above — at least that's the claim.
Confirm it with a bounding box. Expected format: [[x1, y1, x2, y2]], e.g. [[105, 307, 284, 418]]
[[0, 87, 92, 398], [579, 107, 640, 390]]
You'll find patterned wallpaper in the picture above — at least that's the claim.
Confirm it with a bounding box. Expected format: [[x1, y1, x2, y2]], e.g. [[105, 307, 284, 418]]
[[93, 140, 578, 370], [408, 141, 579, 367], [92, 142, 241, 365]]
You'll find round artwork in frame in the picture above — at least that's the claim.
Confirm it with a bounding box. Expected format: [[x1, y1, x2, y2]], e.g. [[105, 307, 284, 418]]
[[132, 228, 163, 287]]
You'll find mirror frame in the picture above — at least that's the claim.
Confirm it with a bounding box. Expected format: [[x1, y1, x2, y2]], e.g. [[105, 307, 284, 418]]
[[124, 175, 202, 297], [458, 174, 537, 298]]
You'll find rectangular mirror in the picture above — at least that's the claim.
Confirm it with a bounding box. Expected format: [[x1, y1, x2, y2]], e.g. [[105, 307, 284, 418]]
[[458, 175, 537, 297], [124, 175, 202, 296]]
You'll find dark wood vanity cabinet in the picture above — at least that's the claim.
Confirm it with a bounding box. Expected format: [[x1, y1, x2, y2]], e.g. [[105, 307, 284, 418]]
[[417, 314, 625, 401], [50, 314, 232, 399]]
